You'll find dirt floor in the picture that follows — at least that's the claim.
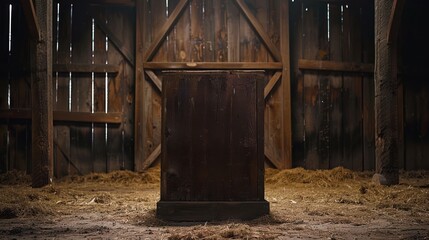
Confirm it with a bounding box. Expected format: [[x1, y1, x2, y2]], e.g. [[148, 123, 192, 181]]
[[1, 166, 429, 239]]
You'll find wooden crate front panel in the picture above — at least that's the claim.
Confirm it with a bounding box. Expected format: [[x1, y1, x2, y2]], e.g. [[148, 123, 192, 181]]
[[161, 73, 264, 201]]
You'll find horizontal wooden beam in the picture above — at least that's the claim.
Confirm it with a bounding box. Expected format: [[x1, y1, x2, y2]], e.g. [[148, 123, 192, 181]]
[[0, 109, 122, 124], [54, 111, 122, 124], [143, 62, 283, 70], [298, 59, 374, 73], [53, 64, 119, 73]]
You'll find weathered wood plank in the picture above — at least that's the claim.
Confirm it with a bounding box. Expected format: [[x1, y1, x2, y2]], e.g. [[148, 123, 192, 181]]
[[32, 0, 53, 187], [227, 0, 239, 61], [290, 0, 305, 168], [190, 0, 203, 62], [342, 3, 363, 171], [327, 3, 343, 168], [92, 7, 108, 173], [53, 64, 119, 73], [234, 0, 281, 62], [213, 0, 227, 62], [19, 0, 40, 40], [94, 15, 134, 66], [53, 1, 72, 178], [143, 62, 282, 70], [70, 2, 93, 175], [264, 71, 281, 99], [302, 1, 321, 169], [145, 70, 162, 92], [106, 7, 126, 171], [298, 59, 374, 73], [203, 0, 215, 62], [134, 0, 145, 171], [280, 0, 292, 169], [10, 3, 31, 173], [361, 1, 375, 170], [0, 110, 122, 123], [141, 144, 160, 171], [151, 0, 167, 62], [143, 0, 190, 61], [0, 2, 9, 172]]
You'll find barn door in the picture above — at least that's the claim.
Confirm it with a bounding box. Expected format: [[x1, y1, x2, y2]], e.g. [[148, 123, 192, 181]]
[[52, 1, 135, 177], [134, 0, 292, 171]]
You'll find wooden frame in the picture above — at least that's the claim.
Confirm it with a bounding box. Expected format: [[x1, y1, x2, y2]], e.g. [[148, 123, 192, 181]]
[[135, 0, 292, 170]]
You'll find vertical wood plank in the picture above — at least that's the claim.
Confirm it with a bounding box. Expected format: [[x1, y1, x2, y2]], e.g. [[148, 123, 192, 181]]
[[328, 3, 343, 168], [0, 2, 10, 173], [280, 0, 292, 169], [167, 0, 179, 62], [106, 7, 125, 171], [174, 0, 190, 62], [134, 0, 145, 171], [361, 1, 375, 170], [342, 3, 363, 171], [92, 7, 107, 173], [227, 0, 239, 62], [238, 0, 254, 62], [302, 1, 321, 169], [203, 0, 215, 62], [252, 0, 268, 62], [190, 0, 203, 62], [121, 7, 135, 170], [54, 2, 72, 177], [213, 0, 227, 62], [32, 0, 53, 187], [290, 0, 305, 168], [10, 2, 31, 172], [71, 2, 92, 175], [152, 0, 167, 62]]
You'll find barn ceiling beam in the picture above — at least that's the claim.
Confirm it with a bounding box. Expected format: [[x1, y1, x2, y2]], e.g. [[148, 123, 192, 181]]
[[234, 0, 282, 62], [143, 62, 282, 70], [20, 0, 40, 40], [143, 0, 190, 62], [387, 0, 405, 44]]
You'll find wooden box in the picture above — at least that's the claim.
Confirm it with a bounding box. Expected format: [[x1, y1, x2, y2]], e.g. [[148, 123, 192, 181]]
[[156, 72, 269, 221]]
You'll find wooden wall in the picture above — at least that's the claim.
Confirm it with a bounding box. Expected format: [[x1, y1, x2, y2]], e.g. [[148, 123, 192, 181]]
[[290, 0, 375, 170], [400, 0, 429, 170], [1, 0, 429, 175], [0, 1, 32, 174], [52, 1, 135, 177]]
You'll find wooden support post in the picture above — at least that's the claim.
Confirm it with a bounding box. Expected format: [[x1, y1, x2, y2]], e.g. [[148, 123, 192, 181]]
[[280, 0, 292, 169], [32, 0, 53, 187], [373, 0, 399, 185], [134, 0, 145, 171]]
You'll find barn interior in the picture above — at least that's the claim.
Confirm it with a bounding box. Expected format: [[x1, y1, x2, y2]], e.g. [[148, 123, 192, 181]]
[[1, 0, 429, 239]]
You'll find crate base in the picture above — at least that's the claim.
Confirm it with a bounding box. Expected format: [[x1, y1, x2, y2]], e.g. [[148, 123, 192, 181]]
[[156, 200, 269, 221]]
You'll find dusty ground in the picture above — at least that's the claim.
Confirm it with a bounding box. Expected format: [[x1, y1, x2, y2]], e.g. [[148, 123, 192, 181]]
[[1, 166, 429, 239]]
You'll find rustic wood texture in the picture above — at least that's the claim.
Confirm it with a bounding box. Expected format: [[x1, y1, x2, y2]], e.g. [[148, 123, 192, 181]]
[[32, 0, 53, 187], [290, 0, 374, 170], [9, 2, 32, 173], [161, 73, 265, 201], [0, 1, 10, 173], [70, 2, 93, 175], [53, 1, 72, 177], [402, 1, 429, 170]]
